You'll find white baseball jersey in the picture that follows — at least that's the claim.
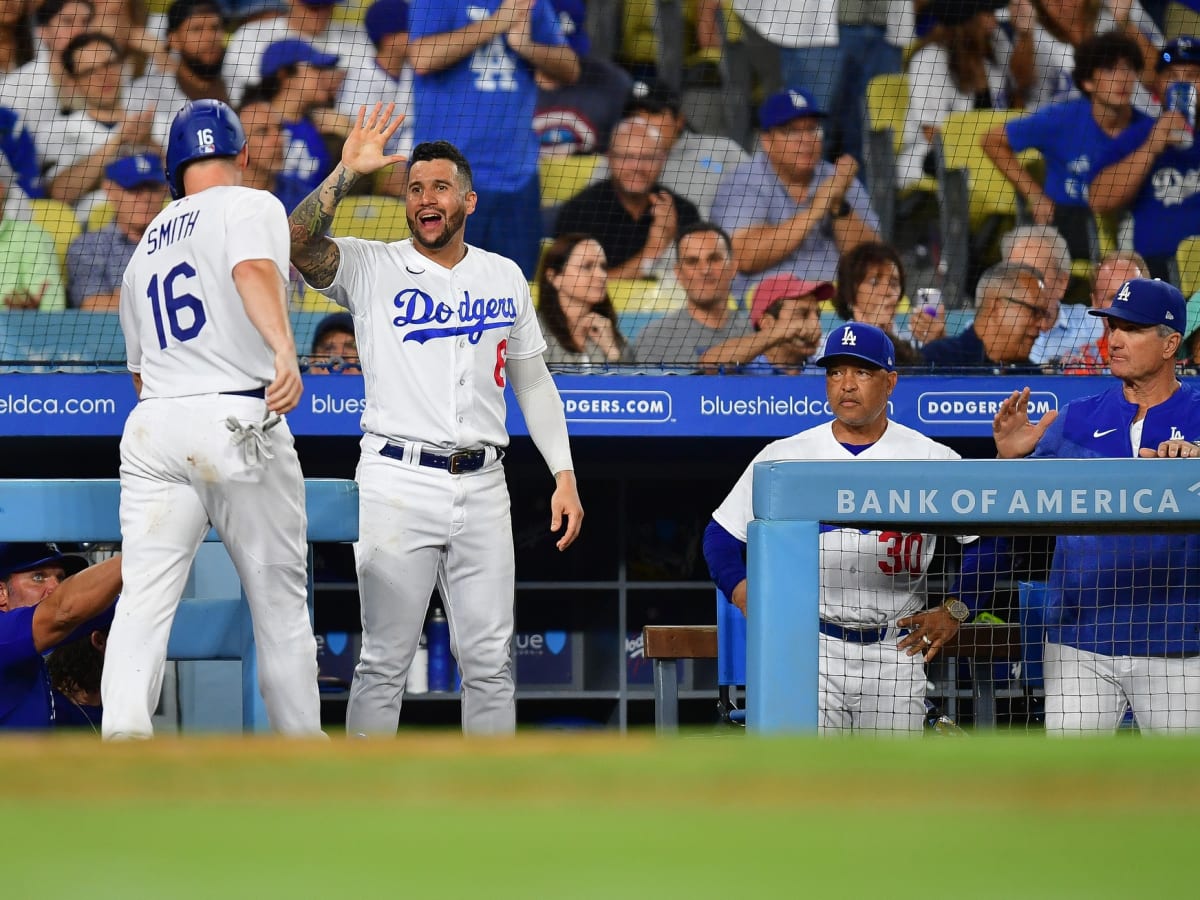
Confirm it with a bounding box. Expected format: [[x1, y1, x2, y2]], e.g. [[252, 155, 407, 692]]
[[119, 186, 289, 399], [315, 238, 547, 448], [712, 420, 962, 626]]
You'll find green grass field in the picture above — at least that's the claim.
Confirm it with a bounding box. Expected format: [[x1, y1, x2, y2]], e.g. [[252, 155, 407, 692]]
[[3, 732, 1197, 898]]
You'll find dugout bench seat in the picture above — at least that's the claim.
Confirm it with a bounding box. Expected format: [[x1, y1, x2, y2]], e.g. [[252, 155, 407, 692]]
[[644, 589, 1023, 733]]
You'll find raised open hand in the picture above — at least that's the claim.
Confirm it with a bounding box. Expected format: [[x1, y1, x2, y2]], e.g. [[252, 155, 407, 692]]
[[342, 103, 408, 177]]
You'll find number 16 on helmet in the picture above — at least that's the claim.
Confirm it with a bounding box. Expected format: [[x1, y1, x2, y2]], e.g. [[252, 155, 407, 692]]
[[165, 99, 247, 200]]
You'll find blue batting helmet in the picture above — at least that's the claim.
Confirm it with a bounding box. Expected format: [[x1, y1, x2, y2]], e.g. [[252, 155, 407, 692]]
[[165, 99, 247, 199]]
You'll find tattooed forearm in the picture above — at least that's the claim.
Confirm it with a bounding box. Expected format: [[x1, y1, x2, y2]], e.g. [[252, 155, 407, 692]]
[[288, 164, 363, 287]]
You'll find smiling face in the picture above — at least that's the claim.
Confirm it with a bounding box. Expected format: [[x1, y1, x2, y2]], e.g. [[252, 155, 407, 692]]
[[405, 157, 476, 255]]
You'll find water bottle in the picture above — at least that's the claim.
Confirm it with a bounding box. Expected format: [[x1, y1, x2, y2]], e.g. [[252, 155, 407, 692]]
[[1164, 82, 1197, 150], [408, 634, 429, 694], [426, 607, 452, 692]]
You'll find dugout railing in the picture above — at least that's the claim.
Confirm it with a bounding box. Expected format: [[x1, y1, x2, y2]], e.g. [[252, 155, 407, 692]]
[[747, 458, 1200, 734]]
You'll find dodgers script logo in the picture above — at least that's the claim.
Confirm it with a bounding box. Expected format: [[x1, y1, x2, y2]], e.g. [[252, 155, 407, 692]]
[[392, 288, 517, 344]]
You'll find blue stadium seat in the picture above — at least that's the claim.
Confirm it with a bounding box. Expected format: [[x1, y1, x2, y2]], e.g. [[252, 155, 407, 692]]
[[0, 311, 125, 371]]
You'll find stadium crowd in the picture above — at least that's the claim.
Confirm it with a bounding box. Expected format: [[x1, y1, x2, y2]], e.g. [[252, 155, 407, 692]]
[[0, 0, 1198, 373]]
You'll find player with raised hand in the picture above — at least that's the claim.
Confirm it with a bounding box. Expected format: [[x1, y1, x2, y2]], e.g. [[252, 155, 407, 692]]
[[289, 103, 583, 737], [101, 99, 323, 740]]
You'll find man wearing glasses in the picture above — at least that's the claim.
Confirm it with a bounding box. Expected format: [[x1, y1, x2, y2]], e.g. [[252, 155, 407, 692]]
[[712, 88, 880, 302], [921, 262, 1050, 370]]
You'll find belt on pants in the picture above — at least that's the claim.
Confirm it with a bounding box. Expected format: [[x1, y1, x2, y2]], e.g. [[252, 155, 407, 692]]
[[221, 387, 266, 399], [379, 441, 495, 474], [819, 619, 893, 644]]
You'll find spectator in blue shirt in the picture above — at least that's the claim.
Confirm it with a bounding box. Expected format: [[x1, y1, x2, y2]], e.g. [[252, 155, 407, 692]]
[[260, 37, 344, 213], [983, 30, 1152, 261], [0, 543, 121, 731], [1089, 36, 1200, 280], [409, 0, 580, 278], [66, 151, 168, 310]]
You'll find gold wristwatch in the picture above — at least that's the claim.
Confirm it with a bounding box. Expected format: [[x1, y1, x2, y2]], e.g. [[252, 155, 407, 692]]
[[944, 599, 970, 623]]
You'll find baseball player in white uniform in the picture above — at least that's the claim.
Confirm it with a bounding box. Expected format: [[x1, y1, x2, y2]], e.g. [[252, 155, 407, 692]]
[[704, 322, 970, 732], [288, 104, 583, 736], [101, 99, 323, 740]]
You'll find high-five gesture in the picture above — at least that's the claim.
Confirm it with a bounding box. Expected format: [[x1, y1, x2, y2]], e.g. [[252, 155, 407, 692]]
[[342, 103, 408, 177]]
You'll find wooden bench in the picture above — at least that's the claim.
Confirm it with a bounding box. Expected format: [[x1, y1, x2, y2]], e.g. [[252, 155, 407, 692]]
[[643, 622, 1022, 732]]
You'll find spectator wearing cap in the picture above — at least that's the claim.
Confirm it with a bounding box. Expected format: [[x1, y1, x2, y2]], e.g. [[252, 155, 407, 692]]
[[261, 37, 343, 213], [236, 83, 287, 195], [899, 1, 1019, 191], [336, 0, 414, 196], [990, 278, 1200, 734], [533, 0, 632, 157], [740, 274, 827, 374], [408, 0, 580, 279], [127, 0, 229, 123], [38, 31, 161, 207], [921, 262, 1051, 370], [712, 88, 880, 302], [834, 241, 938, 367], [0, 155, 65, 310], [589, 79, 749, 219], [1090, 36, 1200, 280], [632, 221, 755, 371], [65, 151, 167, 310], [553, 116, 702, 280], [0, 542, 121, 730], [309, 310, 359, 374], [983, 31, 1152, 261], [4, 0, 95, 136], [224, 0, 374, 107]]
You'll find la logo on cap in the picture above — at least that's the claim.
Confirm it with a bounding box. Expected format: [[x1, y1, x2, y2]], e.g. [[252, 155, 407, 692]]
[[1116, 282, 1132, 302], [136, 156, 150, 172], [840, 325, 857, 346], [790, 90, 808, 109]]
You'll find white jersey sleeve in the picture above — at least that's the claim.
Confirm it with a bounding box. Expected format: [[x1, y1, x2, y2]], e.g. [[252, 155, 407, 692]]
[[309, 239, 544, 448], [711, 421, 962, 625], [118, 186, 283, 399]]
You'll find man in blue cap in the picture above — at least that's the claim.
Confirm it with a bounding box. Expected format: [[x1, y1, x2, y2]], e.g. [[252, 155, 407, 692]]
[[712, 87, 880, 302], [0, 544, 121, 730], [704, 322, 967, 732], [66, 152, 168, 310], [986, 279, 1200, 732], [260, 37, 344, 212]]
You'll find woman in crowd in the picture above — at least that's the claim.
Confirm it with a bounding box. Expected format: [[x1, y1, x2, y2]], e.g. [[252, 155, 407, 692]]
[[898, 0, 1021, 190], [833, 242, 942, 366], [537, 233, 635, 367]]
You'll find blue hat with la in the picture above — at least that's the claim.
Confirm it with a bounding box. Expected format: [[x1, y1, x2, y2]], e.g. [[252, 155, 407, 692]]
[[1088, 278, 1187, 334], [104, 152, 167, 190], [0, 543, 87, 582], [759, 88, 826, 130], [816, 322, 896, 372], [260, 38, 340, 79]]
